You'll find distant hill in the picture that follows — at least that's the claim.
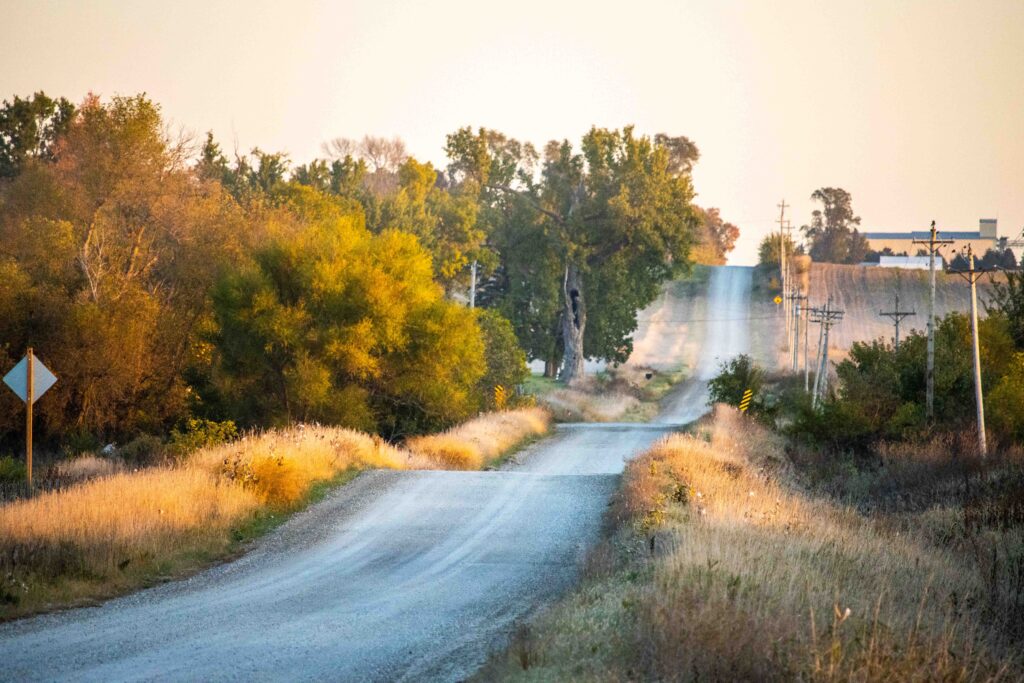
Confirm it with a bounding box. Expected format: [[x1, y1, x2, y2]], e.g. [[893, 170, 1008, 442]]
[[805, 262, 1004, 360], [747, 262, 1008, 371]]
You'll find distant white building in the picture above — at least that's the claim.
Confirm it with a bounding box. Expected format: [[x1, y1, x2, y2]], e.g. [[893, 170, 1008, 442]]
[[862, 218, 999, 257], [877, 255, 944, 270]]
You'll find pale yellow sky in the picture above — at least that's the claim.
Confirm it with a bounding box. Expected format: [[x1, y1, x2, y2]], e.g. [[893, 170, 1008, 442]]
[[3, 0, 1023, 264]]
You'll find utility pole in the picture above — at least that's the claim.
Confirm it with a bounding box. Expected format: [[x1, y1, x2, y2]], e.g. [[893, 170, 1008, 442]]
[[777, 200, 790, 349], [803, 298, 811, 391], [788, 291, 807, 371], [810, 301, 826, 405], [952, 245, 989, 456], [878, 292, 915, 351], [809, 298, 844, 408], [469, 260, 478, 309], [912, 221, 953, 420]]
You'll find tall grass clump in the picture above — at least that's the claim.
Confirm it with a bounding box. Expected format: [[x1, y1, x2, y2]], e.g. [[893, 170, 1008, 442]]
[[405, 408, 550, 469]]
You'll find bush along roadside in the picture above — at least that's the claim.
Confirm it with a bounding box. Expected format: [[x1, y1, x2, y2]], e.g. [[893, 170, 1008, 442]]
[[478, 406, 1021, 681], [0, 407, 550, 620]]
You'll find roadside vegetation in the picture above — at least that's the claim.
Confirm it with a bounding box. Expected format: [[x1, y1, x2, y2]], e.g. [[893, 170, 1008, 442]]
[[483, 271, 1024, 681], [0, 407, 549, 620], [524, 366, 685, 423], [482, 407, 1022, 681], [0, 92, 738, 466], [0, 90, 735, 624], [404, 407, 549, 469], [723, 273, 1024, 451]]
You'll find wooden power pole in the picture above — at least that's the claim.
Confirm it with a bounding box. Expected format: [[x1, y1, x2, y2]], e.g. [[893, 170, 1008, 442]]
[[777, 200, 790, 349], [952, 245, 989, 456], [912, 221, 953, 420], [809, 298, 844, 408], [788, 291, 807, 371]]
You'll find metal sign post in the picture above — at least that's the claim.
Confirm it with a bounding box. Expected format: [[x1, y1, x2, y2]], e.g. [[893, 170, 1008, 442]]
[[3, 348, 58, 491]]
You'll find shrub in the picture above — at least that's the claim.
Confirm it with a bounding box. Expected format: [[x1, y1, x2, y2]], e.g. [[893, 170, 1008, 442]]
[[707, 354, 771, 420], [169, 418, 238, 457], [477, 309, 529, 410], [0, 456, 26, 484], [118, 433, 167, 467], [988, 352, 1024, 443]]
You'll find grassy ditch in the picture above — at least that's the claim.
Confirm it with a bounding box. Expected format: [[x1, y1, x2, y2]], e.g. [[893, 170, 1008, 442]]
[[0, 408, 551, 620], [481, 406, 1022, 681]]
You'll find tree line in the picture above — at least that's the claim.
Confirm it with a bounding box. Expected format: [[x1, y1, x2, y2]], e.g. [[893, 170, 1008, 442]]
[[759, 187, 1018, 269], [0, 92, 737, 448]]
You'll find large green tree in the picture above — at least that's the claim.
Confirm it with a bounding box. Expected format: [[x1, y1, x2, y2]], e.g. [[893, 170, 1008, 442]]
[[446, 126, 698, 382]]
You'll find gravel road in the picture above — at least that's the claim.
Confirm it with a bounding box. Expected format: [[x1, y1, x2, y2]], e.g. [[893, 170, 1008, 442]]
[[0, 266, 754, 683]]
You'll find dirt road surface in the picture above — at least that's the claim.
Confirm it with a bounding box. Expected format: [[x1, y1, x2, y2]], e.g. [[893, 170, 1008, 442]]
[[0, 266, 754, 683]]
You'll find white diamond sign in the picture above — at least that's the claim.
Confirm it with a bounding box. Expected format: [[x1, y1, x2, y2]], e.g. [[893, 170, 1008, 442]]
[[4, 354, 58, 404]]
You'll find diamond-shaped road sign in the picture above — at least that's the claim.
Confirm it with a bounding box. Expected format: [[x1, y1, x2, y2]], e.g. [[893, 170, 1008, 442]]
[[4, 354, 58, 404]]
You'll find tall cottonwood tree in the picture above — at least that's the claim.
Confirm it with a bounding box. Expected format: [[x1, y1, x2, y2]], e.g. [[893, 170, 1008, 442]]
[[801, 187, 870, 264], [446, 126, 698, 383]]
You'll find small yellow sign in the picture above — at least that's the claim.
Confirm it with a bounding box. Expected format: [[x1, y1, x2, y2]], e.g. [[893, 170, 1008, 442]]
[[773, 295, 782, 305], [739, 388, 753, 412]]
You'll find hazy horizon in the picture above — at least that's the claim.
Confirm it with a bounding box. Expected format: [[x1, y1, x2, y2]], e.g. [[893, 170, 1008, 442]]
[[3, 0, 1022, 264]]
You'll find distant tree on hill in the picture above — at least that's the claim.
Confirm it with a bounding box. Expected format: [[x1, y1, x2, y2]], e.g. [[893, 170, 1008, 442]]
[[757, 232, 797, 267], [949, 252, 970, 271], [980, 245, 1019, 271], [0, 92, 75, 179], [691, 207, 740, 265], [801, 187, 870, 264]]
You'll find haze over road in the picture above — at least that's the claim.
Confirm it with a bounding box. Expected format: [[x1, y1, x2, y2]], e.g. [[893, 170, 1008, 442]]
[[0, 266, 754, 682]]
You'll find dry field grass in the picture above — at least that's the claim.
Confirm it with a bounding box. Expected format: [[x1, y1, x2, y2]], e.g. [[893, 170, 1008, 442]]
[[0, 409, 549, 619], [405, 408, 550, 469], [808, 263, 1003, 363], [483, 407, 1021, 681], [753, 261, 1005, 371]]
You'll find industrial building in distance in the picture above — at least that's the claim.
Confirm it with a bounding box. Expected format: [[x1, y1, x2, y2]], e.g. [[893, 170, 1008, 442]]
[[862, 218, 1000, 258]]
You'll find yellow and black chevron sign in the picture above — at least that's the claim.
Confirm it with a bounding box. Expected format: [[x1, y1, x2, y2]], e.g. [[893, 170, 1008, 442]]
[[739, 388, 753, 412]]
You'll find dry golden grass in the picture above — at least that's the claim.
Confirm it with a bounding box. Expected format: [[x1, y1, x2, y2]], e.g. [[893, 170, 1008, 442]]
[[484, 406, 1019, 681], [189, 424, 433, 506], [0, 411, 542, 619], [48, 455, 124, 483], [405, 408, 551, 469], [540, 387, 644, 422]]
